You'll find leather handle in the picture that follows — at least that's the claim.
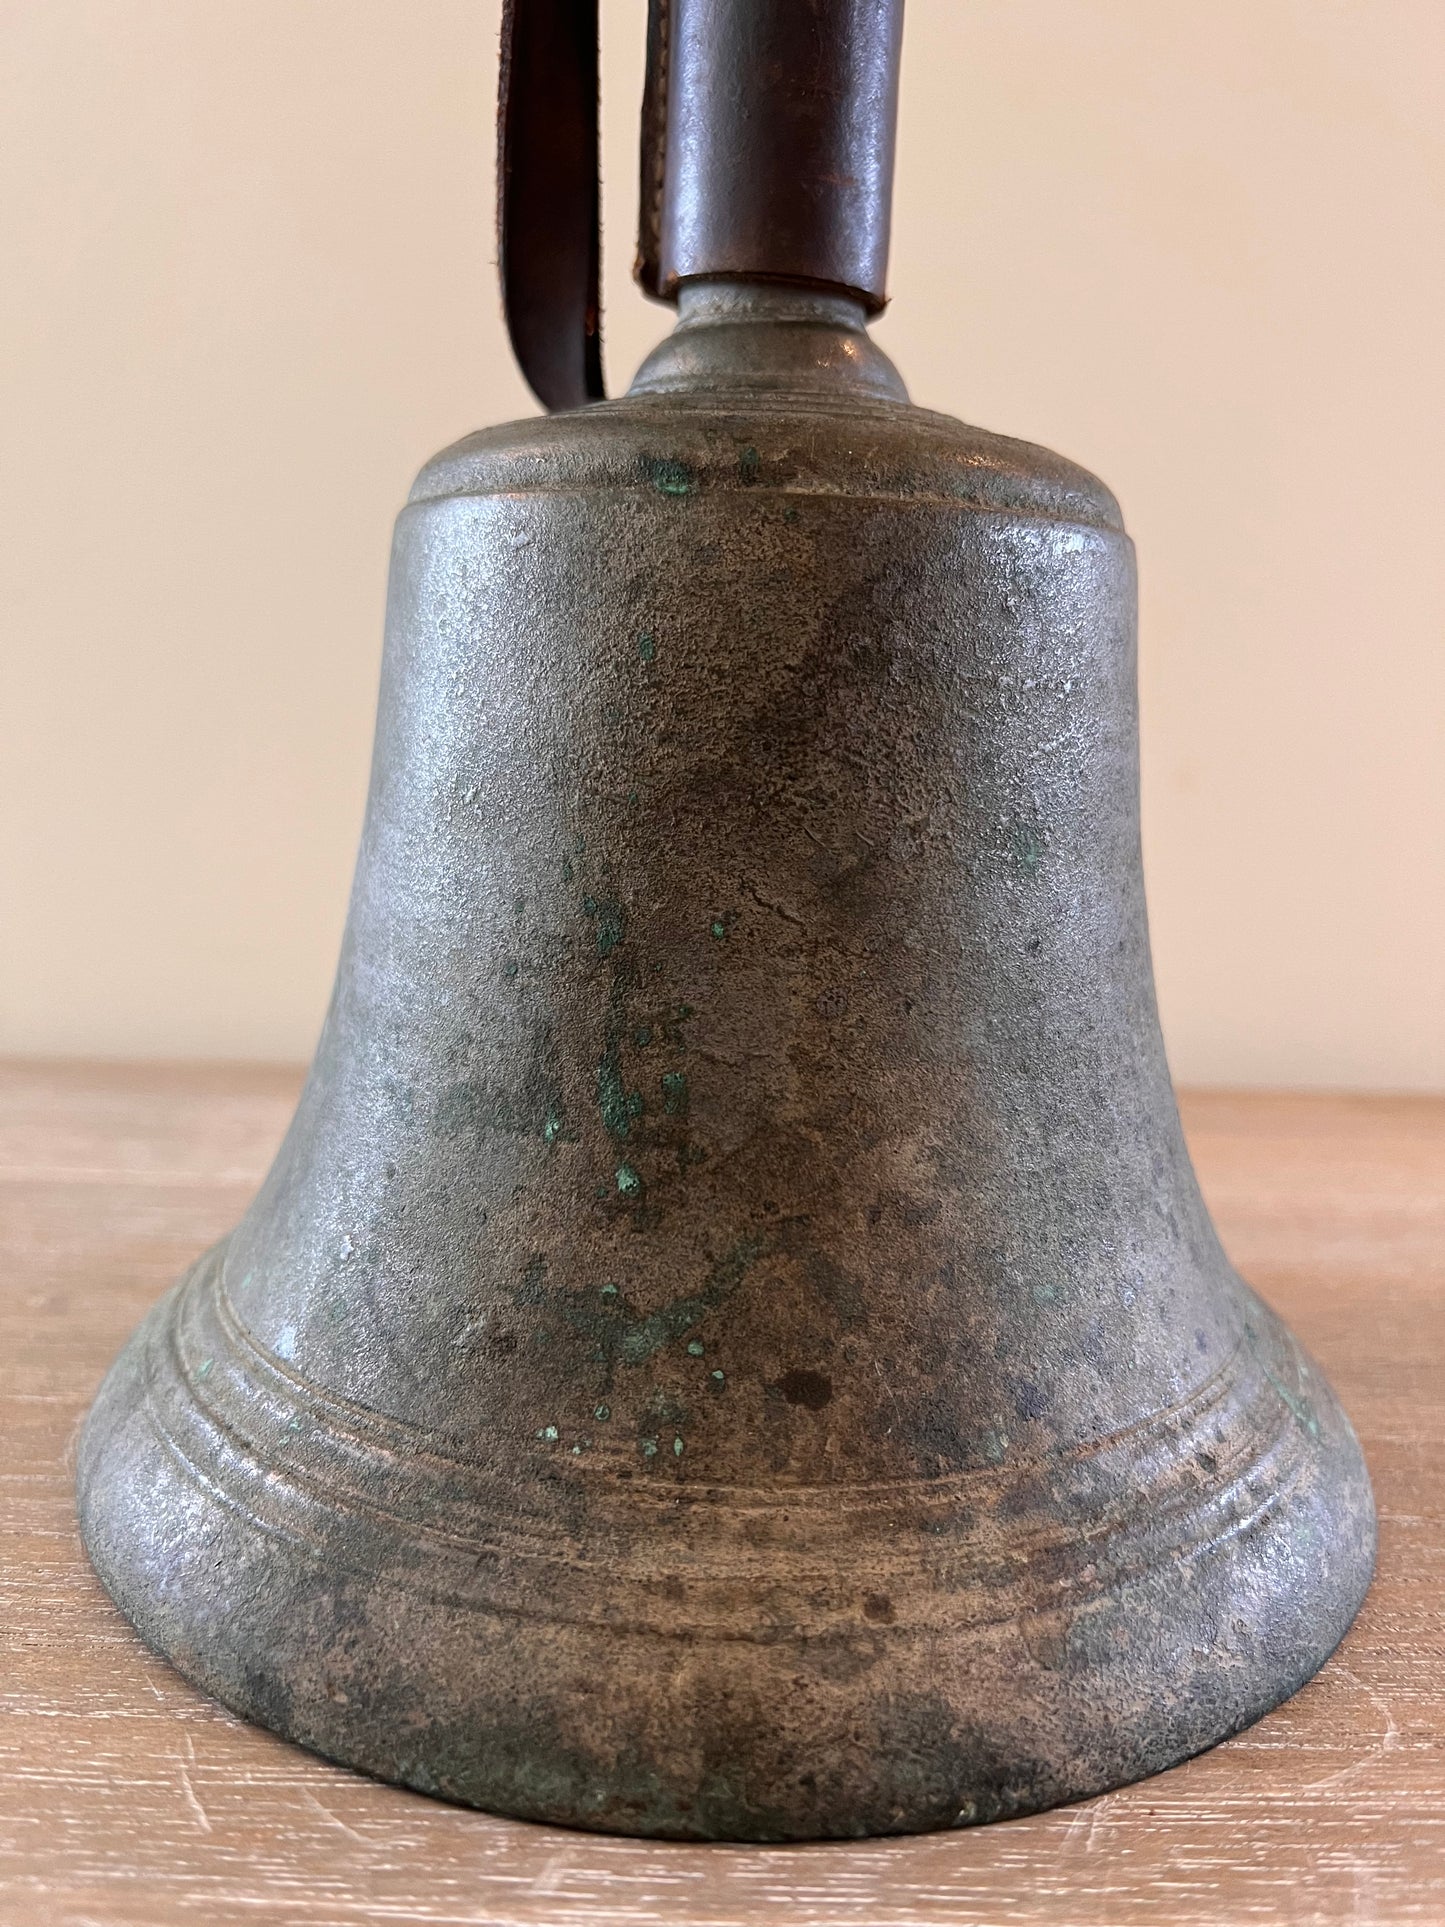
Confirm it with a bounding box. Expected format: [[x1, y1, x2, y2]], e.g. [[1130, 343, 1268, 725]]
[[497, 0, 605, 411], [498, 0, 904, 411], [635, 0, 671, 301]]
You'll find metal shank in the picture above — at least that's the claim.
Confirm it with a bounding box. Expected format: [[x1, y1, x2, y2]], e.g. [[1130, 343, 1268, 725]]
[[653, 0, 904, 309]]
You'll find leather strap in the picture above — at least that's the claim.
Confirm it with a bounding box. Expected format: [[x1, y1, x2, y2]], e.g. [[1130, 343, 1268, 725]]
[[497, 0, 904, 411], [497, 0, 604, 411], [635, 0, 671, 301]]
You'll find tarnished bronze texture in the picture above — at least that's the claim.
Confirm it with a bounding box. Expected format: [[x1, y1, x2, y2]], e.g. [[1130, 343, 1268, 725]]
[[78, 3, 1373, 1846], [77, 282, 1375, 1839]]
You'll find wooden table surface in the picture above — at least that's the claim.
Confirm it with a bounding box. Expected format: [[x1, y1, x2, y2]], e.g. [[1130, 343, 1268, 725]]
[[1, 1059, 1441, 1926]]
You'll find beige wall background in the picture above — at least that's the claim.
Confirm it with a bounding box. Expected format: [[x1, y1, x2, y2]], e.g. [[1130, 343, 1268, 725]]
[[1, 1, 1441, 1086]]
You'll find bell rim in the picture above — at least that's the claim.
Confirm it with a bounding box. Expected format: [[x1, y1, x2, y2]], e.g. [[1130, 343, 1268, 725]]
[[76, 1253, 1376, 1842]]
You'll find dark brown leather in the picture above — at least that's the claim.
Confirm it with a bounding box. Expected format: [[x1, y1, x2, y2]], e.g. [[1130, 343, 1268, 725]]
[[653, 0, 904, 312], [634, 0, 671, 301], [499, 0, 905, 411], [497, 0, 604, 411]]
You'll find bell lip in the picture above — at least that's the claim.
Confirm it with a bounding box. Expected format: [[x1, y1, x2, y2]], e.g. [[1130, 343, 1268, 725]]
[[75, 1267, 1375, 1843], [79, 1539, 1377, 1845]]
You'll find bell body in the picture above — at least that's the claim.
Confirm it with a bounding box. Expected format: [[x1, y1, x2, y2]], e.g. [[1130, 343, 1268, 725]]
[[78, 291, 1373, 1839]]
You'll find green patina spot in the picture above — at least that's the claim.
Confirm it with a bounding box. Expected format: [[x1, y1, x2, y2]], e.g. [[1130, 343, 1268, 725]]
[[196, 1357, 214, 1380], [673, 1436, 685, 1457], [628, 789, 639, 806], [616, 1163, 642, 1196], [1010, 820, 1046, 878], [739, 445, 760, 485], [574, 833, 586, 854], [503, 960, 519, 981], [627, 1090, 644, 1119], [1264, 1365, 1321, 1438], [571, 1444, 582, 1455], [596, 1055, 631, 1139], [553, 1237, 763, 1370], [711, 1369, 726, 1386], [288, 1416, 303, 1433], [543, 1106, 564, 1145], [784, 505, 800, 524], [710, 920, 727, 941], [561, 857, 574, 883], [634, 1025, 654, 1047], [1244, 1317, 1322, 1440], [640, 1436, 659, 1459], [583, 895, 626, 958], [662, 1070, 689, 1116], [687, 1339, 705, 1357], [594, 1403, 611, 1422], [595, 1183, 608, 1198], [537, 1423, 559, 1442], [637, 630, 657, 662], [643, 457, 693, 497]]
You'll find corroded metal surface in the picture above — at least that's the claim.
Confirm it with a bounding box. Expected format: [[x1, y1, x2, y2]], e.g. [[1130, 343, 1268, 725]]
[[78, 287, 1374, 1839]]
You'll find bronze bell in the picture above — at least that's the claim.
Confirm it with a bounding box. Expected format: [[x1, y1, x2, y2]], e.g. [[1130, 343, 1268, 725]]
[[78, 0, 1374, 1841]]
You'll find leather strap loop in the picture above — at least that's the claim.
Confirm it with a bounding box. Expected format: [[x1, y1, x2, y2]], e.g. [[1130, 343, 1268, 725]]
[[498, 0, 605, 411], [497, 0, 904, 409]]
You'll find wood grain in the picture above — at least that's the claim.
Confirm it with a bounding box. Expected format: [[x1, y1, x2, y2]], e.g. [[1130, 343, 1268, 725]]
[[1, 1058, 1441, 1926]]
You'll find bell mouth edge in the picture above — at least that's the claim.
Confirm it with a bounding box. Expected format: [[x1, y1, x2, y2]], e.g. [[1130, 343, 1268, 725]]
[[74, 1267, 1375, 1842]]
